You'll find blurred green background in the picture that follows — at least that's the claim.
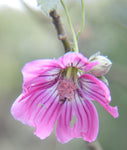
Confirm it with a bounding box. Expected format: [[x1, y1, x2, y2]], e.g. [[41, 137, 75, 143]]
[[0, 0, 127, 150]]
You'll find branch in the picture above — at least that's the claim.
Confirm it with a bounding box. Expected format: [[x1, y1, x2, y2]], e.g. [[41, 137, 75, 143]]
[[49, 10, 71, 53], [85, 141, 103, 150]]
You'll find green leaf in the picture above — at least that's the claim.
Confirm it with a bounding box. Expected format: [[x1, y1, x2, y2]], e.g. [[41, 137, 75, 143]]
[[37, 0, 59, 15]]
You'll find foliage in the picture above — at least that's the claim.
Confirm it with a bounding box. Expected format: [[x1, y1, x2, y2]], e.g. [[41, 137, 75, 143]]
[[37, 0, 59, 15]]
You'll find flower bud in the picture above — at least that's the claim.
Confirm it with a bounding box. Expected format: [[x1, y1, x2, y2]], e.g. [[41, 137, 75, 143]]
[[88, 52, 112, 77]]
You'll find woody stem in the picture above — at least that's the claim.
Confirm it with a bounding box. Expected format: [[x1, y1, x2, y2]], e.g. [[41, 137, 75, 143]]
[[49, 10, 71, 53]]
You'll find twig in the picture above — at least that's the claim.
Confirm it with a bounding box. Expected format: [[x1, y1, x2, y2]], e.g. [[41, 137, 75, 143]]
[[85, 141, 103, 150], [49, 10, 71, 53]]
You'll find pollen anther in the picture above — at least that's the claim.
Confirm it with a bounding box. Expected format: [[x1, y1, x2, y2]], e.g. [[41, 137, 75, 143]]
[[57, 79, 77, 103]]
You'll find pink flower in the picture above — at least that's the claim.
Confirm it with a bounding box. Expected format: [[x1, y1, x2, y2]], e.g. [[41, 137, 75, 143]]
[[11, 52, 119, 143]]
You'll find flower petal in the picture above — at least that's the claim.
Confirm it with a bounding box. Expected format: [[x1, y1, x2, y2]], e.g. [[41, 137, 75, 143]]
[[56, 101, 75, 143], [11, 83, 62, 139], [22, 59, 61, 83], [56, 92, 99, 143], [58, 52, 88, 70], [73, 93, 99, 142], [79, 74, 119, 118], [22, 61, 61, 94]]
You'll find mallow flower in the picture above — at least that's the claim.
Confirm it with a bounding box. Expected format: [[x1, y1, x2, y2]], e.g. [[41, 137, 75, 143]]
[[11, 52, 119, 143]]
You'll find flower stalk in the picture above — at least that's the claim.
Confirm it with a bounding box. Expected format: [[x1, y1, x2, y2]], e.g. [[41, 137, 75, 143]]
[[85, 141, 103, 150], [77, 0, 85, 40], [60, 0, 79, 53]]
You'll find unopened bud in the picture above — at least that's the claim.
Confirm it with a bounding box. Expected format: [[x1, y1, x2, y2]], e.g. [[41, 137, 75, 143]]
[[88, 52, 112, 77]]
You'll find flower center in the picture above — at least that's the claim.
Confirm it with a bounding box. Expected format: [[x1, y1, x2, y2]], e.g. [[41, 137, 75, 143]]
[[57, 79, 77, 104]]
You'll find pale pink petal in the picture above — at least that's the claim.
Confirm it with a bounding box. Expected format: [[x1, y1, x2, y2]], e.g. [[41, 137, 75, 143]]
[[56, 92, 99, 143], [11, 83, 62, 139], [22, 59, 62, 82], [79, 74, 119, 118]]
